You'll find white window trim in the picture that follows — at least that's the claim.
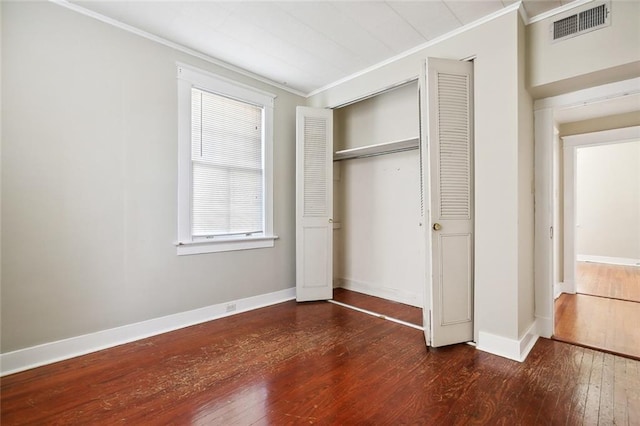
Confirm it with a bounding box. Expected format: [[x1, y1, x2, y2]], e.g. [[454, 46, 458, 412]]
[[176, 63, 277, 255]]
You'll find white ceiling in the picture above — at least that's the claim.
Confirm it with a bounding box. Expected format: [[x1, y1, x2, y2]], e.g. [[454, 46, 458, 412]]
[[69, 0, 574, 95]]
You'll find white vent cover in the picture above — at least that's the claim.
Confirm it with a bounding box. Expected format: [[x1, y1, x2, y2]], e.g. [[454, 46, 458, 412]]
[[551, 2, 610, 42]]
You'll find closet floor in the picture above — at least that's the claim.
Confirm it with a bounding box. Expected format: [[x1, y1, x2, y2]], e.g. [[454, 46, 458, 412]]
[[332, 288, 423, 327]]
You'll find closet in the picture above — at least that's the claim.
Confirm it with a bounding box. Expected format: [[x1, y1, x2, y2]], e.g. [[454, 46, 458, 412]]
[[332, 82, 424, 309], [297, 57, 474, 348]]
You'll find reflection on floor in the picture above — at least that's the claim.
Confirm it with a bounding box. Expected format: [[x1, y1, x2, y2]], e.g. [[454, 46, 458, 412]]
[[332, 288, 423, 327], [555, 262, 640, 359], [577, 261, 640, 302], [4, 300, 639, 424]]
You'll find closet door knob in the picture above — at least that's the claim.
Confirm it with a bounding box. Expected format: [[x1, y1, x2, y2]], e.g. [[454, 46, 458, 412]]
[[432, 223, 442, 231], [329, 218, 333, 223]]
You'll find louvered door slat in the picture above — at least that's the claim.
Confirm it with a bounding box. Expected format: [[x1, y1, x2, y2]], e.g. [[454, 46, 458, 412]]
[[303, 117, 328, 217], [437, 72, 471, 219]]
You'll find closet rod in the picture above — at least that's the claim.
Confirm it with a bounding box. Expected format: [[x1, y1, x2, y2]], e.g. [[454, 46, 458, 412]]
[[333, 137, 419, 162]]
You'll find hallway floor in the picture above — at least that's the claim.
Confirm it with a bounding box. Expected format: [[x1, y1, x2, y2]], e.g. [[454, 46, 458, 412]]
[[577, 261, 640, 302], [555, 262, 640, 360]]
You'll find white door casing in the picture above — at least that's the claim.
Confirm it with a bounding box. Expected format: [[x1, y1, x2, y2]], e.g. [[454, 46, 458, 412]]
[[422, 58, 474, 347], [533, 78, 640, 339], [295, 107, 334, 302]]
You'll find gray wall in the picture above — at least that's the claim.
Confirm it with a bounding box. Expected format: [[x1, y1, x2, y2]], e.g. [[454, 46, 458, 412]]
[[576, 141, 640, 260], [1, 2, 303, 352]]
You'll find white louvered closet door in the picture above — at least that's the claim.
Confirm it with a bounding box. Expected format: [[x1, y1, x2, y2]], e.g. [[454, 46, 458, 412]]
[[295, 107, 333, 301], [424, 58, 474, 347]]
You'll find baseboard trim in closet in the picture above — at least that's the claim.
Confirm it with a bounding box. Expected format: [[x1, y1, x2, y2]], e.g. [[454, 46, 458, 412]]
[[336, 279, 422, 308], [328, 299, 424, 331]]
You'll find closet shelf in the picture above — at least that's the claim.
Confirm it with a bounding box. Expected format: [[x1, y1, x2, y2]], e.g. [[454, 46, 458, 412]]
[[333, 137, 419, 161]]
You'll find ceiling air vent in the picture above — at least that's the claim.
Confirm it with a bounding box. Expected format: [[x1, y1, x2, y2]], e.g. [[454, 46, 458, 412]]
[[551, 2, 610, 42]]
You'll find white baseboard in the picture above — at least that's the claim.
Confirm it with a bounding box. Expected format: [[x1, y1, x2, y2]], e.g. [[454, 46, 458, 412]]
[[0, 287, 296, 377], [554, 281, 575, 299], [536, 315, 553, 338], [577, 255, 640, 267], [476, 321, 539, 362], [554, 283, 562, 299], [336, 278, 422, 308]]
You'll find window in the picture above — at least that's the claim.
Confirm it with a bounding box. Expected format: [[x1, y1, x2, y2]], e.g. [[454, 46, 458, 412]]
[[176, 63, 277, 255]]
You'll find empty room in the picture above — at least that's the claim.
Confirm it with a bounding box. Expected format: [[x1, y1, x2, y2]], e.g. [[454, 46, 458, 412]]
[[2, 0, 639, 424]]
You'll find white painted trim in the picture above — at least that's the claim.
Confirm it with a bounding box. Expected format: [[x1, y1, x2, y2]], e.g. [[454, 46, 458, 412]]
[[0, 288, 296, 376], [536, 315, 553, 338], [534, 108, 556, 353], [527, 0, 595, 24], [577, 255, 640, 267], [177, 62, 277, 105], [519, 322, 540, 362], [554, 283, 562, 300], [534, 78, 640, 110], [554, 281, 575, 299], [517, 2, 530, 25], [336, 278, 422, 309], [563, 126, 640, 147], [306, 2, 522, 98], [329, 77, 418, 110], [563, 141, 578, 294], [49, 0, 306, 97], [51, 0, 582, 102], [176, 63, 276, 255], [176, 236, 277, 256], [535, 80, 640, 359], [476, 321, 539, 362]]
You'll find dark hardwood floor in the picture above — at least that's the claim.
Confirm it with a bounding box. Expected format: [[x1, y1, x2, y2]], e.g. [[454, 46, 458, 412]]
[[577, 261, 640, 303], [3, 299, 639, 425], [331, 287, 423, 326]]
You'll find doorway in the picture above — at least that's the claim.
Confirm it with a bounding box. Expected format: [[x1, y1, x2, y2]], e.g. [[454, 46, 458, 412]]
[[554, 136, 640, 359], [533, 78, 640, 343]]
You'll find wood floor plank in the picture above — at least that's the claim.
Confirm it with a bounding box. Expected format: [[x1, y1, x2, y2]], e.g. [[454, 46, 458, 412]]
[[583, 349, 604, 424], [533, 341, 576, 424], [3, 300, 640, 425], [599, 352, 615, 425], [517, 339, 560, 424], [549, 345, 586, 425], [566, 346, 593, 424], [480, 341, 545, 424], [613, 354, 629, 425], [628, 357, 640, 425], [446, 350, 520, 425]]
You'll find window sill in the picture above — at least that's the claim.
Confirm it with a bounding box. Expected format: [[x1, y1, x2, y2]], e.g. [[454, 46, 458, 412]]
[[176, 235, 278, 256]]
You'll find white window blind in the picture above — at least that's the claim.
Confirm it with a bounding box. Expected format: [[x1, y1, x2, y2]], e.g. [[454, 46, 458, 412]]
[[191, 88, 264, 238]]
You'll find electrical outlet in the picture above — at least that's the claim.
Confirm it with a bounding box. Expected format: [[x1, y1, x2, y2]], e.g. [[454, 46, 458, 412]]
[[226, 303, 236, 313]]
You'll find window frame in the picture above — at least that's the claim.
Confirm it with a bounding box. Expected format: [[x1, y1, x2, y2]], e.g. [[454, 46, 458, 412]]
[[176, 63, 277, 255]]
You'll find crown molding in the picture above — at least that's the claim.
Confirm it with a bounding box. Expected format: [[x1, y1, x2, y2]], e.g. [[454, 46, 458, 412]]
[[49, 0, 307, 98], [527, 0, 595, 24], [306, 1, 523, 98]]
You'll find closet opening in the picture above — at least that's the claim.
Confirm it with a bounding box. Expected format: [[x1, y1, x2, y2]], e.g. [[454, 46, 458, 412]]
[[330, 82, 424, 327]]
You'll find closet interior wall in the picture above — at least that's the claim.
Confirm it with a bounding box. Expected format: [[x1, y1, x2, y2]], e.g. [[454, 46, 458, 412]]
[[333, 82, 424, 308]]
